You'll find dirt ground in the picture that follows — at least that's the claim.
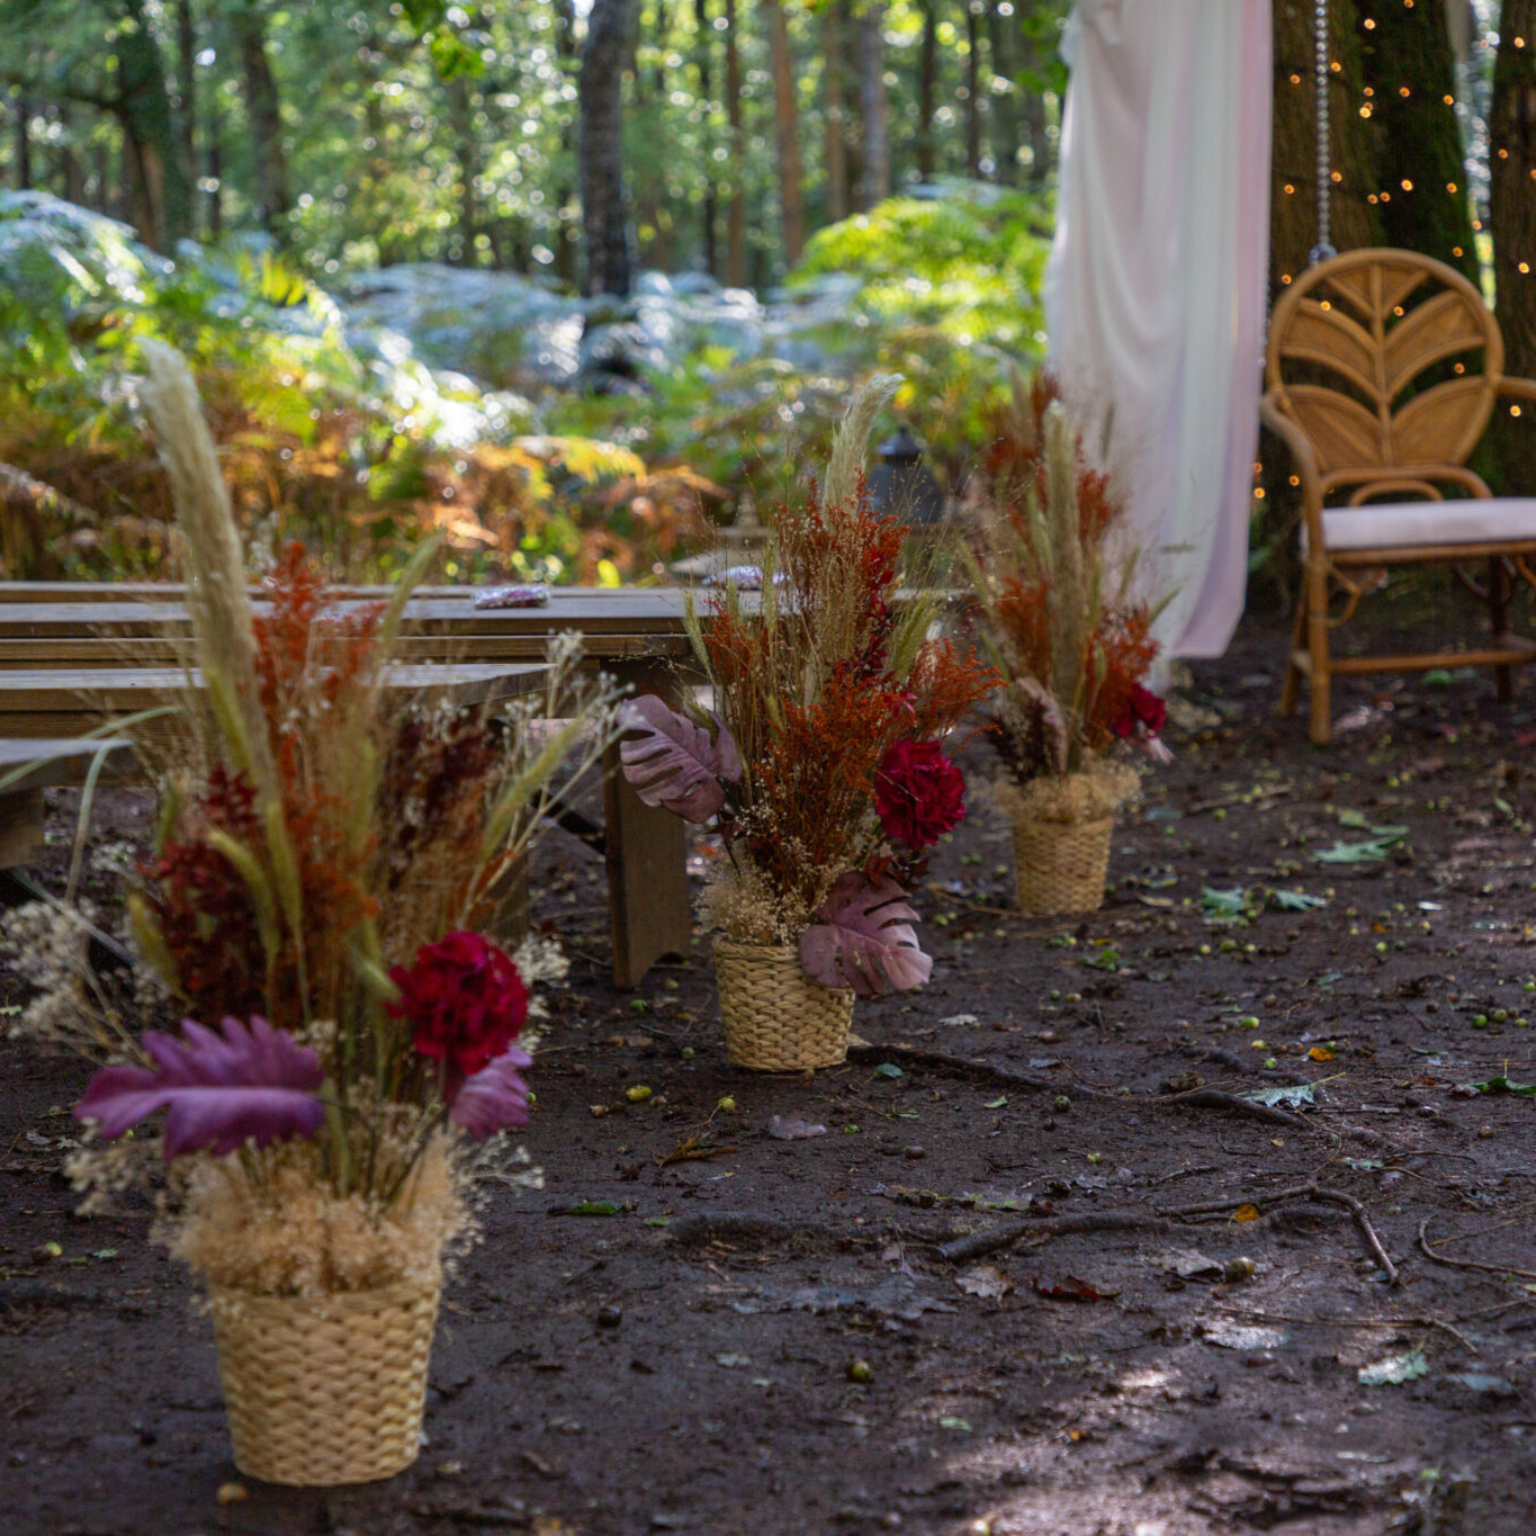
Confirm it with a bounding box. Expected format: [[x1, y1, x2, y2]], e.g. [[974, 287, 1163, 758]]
[[6, 597, 1536, 1535]]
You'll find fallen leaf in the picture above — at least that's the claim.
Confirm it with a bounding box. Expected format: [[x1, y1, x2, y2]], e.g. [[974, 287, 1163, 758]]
[[1358, 1347, 1428, 1386], [873, 1063, 904, 1080], [766, 1115, 828, 1140], [983, 1095, 1009, 1109], [1203, 1320, 1286, 1350], [956, 1264, 1014, 1299], [1308, 1046, 1336, 1062], [1159, 1248, 1225, 1282], [938, 1416, 972, 1432], [939, 1013, 980, 1027], [1034, 1275, 1120, 1302], [1231, 1204, 1263, 1223], [656, 1136, 738, 1166], [1242, 1083, 1318, 1109]]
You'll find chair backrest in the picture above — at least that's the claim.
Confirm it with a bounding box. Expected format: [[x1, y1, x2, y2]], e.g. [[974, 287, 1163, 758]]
[[1265, 249, 1503, 480]]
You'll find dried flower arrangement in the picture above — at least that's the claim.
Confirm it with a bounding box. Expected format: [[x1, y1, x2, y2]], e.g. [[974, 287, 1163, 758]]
[[19, 341, 618, 1483], [618, 378, 996, 1068], [967, 373, 1170, 914]]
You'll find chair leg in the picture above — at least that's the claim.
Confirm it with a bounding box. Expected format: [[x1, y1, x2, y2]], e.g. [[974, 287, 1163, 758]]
[[1490, 555, 1514, 702], [1306, 560, 1332, 745], [1279, 578, 1308, 717]]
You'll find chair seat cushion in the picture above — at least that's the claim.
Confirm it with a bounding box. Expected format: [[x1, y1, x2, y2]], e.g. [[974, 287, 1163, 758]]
[[1321, 498, 1536, 553]]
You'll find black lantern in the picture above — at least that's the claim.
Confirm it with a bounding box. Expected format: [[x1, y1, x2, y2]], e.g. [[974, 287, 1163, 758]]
[[869, 427, 945, 527]]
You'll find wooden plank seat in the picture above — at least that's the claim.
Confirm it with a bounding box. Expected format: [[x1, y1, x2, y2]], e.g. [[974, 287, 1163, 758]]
[[0, 662, 550, 738], [1262, 248, 1536, 744]]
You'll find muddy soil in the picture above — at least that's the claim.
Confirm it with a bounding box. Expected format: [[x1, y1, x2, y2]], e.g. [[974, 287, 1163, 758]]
[[5, 603, 1536, 1536]]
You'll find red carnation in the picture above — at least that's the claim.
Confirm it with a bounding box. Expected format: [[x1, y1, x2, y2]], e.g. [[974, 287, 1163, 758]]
[[1113, 684, 1167, 739], [874, 739, 966, 849], [389, 930, 529, 1081]]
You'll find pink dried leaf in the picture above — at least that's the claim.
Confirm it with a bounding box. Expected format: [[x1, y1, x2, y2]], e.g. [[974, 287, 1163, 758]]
[[74, 1015, 325, 1159], [1016, 677, 1069, 775], [618, 695, 741, 823], [799, 873, 933, 998], [448, 1045, 534, 1139]]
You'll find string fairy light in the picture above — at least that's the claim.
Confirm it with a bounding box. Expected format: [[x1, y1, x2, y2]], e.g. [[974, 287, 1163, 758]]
[[1309, 0, 1336, 263]]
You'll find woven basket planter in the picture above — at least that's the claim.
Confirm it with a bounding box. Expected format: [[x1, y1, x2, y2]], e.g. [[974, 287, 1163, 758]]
[[715, 938, 855, 1071], [1012, 815, 1114, 917], [209, 1274, 441, 1485]]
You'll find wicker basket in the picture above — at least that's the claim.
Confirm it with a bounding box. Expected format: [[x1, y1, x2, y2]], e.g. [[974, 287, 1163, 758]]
[[715, 938, 855, 1071], [209, 1274, 441, 1485], [1012, 815, 1114, 916]]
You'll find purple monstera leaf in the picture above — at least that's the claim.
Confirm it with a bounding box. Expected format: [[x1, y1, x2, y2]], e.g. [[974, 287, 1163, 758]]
[[75, 1015, 326, 1159], [448, 1045, 534, 1140], [618, 695, 742, 823], [799, 873, 934, 998]]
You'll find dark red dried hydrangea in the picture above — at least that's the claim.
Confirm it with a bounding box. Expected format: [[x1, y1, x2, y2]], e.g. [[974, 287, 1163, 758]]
[[874, 739, 966, 850], [389, 930, 529, 1081]]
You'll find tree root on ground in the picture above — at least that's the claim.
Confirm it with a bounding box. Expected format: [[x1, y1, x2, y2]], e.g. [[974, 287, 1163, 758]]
[[1418, 1218, 1536, 1282], [940, 1182, 1398, 1282], [843, 1042, 1309, 1131]]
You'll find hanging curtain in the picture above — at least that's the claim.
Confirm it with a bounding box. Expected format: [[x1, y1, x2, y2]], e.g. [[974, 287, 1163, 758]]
[[1046, 0, 1273, 662]]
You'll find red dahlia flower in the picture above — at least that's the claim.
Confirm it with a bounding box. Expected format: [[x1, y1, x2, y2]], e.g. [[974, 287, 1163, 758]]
[[874, 739, 966, 849], [1113, 684, 1167, 739], [390, 930, 529, 1081]]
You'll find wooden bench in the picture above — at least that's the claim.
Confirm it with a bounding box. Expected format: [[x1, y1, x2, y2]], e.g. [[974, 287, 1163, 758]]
[[0, 590, 699, 990]]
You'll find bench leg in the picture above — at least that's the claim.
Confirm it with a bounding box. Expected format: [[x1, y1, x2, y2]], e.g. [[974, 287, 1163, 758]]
[[0, 787, 45, 869], [604, 741, 692, 990], [1490, 555, 1515, 703]]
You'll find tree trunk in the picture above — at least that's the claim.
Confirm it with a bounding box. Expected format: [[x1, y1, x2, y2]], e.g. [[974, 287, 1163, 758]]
[[964, 5, 982, 179], [858, 3, 890, 208], [693, 0, 720, 277], [1489, 0, 1536, 491], [764, 0, 804, 266], [722, 0, 747, 286], [987, 2, 1020, 185], [580, 0, 636, 296], [445, 75, 479, 265], [176, 0, 197, 229], [1261, 0, 1384, 589], [823, 1, 850, 221], [58, 105, 84, 204], [13, 95, 31, 191], [1355, 0, 1477, 282], [917, 0, 938, 181], [553, 0, 580, 288], [206, 103, 223, 235], [1269, 0, 1381, 293], [117, 0, 193, 250], [230, 0, 290, 235]]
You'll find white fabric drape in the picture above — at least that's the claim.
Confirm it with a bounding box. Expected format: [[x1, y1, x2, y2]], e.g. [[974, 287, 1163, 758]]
[[1046, 0, 1272, 662]]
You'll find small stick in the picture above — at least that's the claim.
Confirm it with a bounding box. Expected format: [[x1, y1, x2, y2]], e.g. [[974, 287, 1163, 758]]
[[1214, 1303, 1477, 1354], [1167, 1088, 1309, 1130], [938, 1210, 1175, 1265], [1419, 1219, 1536, 1282], [1165, 1182, 1397, 1285]]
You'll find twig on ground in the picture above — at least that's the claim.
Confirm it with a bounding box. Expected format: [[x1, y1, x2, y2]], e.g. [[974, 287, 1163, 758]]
[[940, 1182, 1397, 1280], [938, 1210, 1176, 1265], [845, 1043, 1310, 1131], [1214, 1303, 1478, 1354], [1166, 1088, 1309, 1130], [1419, 1219, 1536, 1282], [1164, 1183, 1397, 1285]]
